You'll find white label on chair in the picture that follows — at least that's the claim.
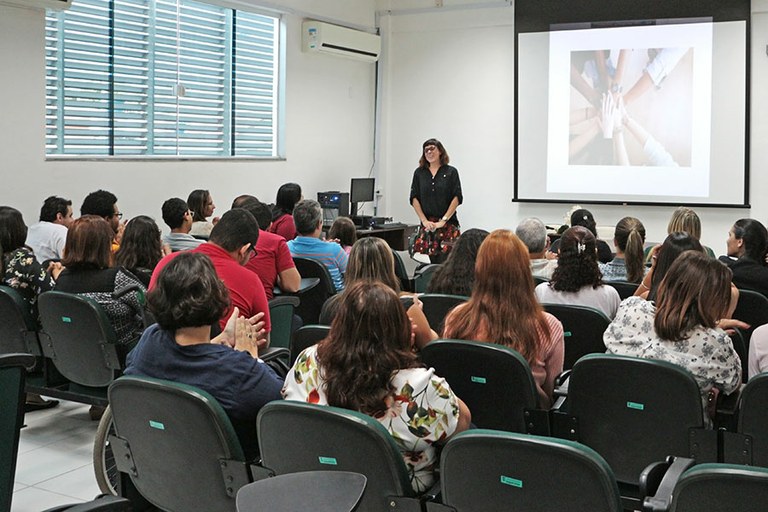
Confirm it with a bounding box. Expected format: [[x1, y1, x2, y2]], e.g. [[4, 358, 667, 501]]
[[149, 420, 165, 430], [500, 476, 523, 488]]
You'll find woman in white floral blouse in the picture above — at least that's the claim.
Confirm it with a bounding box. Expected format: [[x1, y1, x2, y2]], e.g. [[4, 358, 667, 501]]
[[283, 280, 471, 493], [604, 251, 742, 423]]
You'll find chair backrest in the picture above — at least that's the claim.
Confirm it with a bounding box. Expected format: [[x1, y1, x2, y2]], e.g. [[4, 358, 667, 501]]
[[0, 285, 41, 355], [542, 304, 610, 370], [562, 354, 712, 485], [391, 249, 413, 293], [605, 281, 639, 300], [438, 430, 622, 512], [236, 471, 366, 512], [290, 325, 331, 365], [292, 257, 335, 324], [0, 353, 35, 512], [267, 296, 300, 350], [257, 401, 414, 512], [418, 294, 468, 335], [723, 372, 768, 467], [420, 339, 538, 432], [532, 275, 549, 287], [37, 291, 121, 387], [108, 376, 248, 512], [669, 464, 768, 512], [733, 289, 768, 373], [413, 264, 442, 293]]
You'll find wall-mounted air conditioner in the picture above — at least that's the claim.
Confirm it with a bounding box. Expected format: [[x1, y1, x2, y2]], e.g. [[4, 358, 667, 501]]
[[302, 21, 381, 63], [0, 0, 71, 11]]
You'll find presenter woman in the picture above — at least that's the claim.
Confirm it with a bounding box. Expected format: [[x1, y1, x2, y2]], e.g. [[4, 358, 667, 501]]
[[410, 138, 463, 263]]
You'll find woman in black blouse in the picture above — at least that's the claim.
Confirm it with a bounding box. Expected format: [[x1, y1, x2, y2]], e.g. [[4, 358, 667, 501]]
[[410, 138, 463, 263]]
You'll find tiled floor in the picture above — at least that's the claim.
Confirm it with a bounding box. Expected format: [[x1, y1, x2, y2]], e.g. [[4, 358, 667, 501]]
[[12, 400, 102, 512]]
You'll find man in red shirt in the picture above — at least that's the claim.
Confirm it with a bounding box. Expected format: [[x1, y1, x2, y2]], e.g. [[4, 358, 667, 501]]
[[232, 196, 300, 299], [150, 208, 271, 340]]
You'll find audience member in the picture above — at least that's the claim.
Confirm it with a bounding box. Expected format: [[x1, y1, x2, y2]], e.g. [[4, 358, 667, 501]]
[[125, 252, 282, 460], [636, 232, 704, 301], [426, 228, 489, 297], [719, 218, 768, 297], [269, 182, 301, 241], [319, 237, 438, 348], [604, 251, 742, 424], [748, 324, 768, 379], [0, 206, 58, 316], [187, 189, 217, 239], [442, 230, 564, 406], [115, 216, 167, 287], [600, 216, 646, 283], [56, 216, 146, 355], [151, 209, 272, 337], [327, 216, 357, 255], [550, 208, 613, 263], [535, 226, 620, 319], [234, 196, 300, 299], [287, 200, 348, 293], [81, 189, 124, 250], [516, 217, 557, 280], [25, 196, 73, 263], [161, 197, 203, 252], [283, 280, 470, 493], [644, 206, 714, 264]]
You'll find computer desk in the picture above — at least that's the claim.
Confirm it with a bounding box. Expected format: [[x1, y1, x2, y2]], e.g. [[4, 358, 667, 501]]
[[355, 224, 419, 251]]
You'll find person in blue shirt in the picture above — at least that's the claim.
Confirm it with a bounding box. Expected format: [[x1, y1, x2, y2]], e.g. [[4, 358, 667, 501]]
[[287, 199, 348, 292]]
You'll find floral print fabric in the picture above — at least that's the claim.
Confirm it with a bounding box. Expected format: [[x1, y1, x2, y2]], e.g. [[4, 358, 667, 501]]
[[604, 297, 742, 423], [282, 345, 460, 493], [1, 247, 55, 316]]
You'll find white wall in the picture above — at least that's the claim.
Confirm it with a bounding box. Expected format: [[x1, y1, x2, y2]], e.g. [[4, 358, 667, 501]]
[[0, 0, 378, 228], [376, 1, 768, 253]]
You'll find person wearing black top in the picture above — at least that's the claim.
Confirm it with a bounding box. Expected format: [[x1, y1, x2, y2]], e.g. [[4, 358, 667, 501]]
[[719, 218, 768, 298], [550, 208, 613, 264], [409, 138, 463, 264]]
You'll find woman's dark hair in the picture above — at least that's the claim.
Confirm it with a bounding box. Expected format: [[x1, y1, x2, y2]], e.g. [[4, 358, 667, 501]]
[[655, 251, 732, 342], [732, 218, 768, 262], [148, 252, 230, 330], [614, 216, 646, 283], [418, 138, 450, 168], [550, 226, 602, 292], [570, 209, 598, 238], [61, 215, 113, 270], [0, 207, 28, 279], [647, 232, 704, 302], [328, 217, 357, 248], [187, 189, 211, 222], [427, 228, 489, 296], [115, 216, 164, 271], [272, 183, 302, 221], [316, 281, 419, 416]]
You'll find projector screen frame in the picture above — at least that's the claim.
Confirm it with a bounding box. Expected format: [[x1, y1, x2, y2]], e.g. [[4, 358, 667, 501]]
[[513, 0, 751, 208]]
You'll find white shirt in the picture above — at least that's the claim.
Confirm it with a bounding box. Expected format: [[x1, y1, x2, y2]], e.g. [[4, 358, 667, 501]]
[[25, 221, 67, 262], [535, 282, 621, 319]]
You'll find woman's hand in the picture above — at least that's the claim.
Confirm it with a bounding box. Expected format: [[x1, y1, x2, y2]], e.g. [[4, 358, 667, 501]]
[[422, 219, 437, 231], [48, 261, 64, 280], [213, 308, 266, 348], [234, 315, 260, 358], [161, 243, 172, 257]]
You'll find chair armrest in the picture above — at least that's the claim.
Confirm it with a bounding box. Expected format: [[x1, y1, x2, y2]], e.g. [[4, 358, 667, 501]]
[[642, 456, 695, 512], [714, 384, 743, 430], [260, 347, 289, 362]]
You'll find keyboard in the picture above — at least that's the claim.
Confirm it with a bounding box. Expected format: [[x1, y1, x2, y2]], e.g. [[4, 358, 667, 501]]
[[373, 222, 407, 229]]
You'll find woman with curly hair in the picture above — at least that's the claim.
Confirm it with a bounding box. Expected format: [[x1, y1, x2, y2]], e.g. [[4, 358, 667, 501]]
[[442, 230, 564, 406], [536, 226, 621, 319], [426, 228, 489, 297], [284, 280, 470, 493]]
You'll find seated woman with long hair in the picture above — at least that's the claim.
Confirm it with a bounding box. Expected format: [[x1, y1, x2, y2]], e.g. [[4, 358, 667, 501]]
[[719, 218, 768, 298], [187, 189, 217, 239], [426, 228, 489, 297], [600, 216, 647, 283], [56, 216, 146, 354], [636, 231, 704, 301], [604, 251, 742, 424], [442, 230, 565, 407], [269, 183, 302, 241], [284, 280, 471, 493], [320, 237, 437, 348], [535, 226, 621, 319], [125, 251, 282, 460], [114, 215, 168, 288]]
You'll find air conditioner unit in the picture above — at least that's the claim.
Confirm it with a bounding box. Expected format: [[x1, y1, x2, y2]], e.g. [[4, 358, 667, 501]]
[[0, 0, 71, 11], [302, 20, 381, 63]]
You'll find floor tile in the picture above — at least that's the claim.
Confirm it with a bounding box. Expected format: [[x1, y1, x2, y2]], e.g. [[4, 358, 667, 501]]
[[10, 486, 84, 512], [34, 463, 103, 502]]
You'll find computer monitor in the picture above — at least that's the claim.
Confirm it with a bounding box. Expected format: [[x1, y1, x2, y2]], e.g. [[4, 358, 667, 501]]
[[350, 177, 375, 216]]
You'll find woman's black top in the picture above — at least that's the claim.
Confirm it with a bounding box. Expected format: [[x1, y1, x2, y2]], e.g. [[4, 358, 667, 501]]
[[409, 165, 463, 226]]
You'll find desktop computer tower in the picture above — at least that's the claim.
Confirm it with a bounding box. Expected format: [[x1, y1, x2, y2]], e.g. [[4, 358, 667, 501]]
[[317, 191, 349, 224]]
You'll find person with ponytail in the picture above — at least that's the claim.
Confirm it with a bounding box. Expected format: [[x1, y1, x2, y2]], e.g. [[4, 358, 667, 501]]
[[719, 218, 768, 297], [535, 226, 620, 319], [600, 216, 647, 283], [442, 229, 564, 407]]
